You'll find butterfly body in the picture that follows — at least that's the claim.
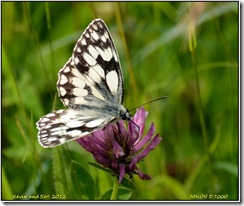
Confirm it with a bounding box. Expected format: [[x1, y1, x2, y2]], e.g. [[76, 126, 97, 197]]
[[37, 19, 131, 148]]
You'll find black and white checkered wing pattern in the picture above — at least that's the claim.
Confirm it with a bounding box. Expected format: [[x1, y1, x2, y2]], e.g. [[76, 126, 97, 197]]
[[37, 19, 129, 148], [36, 109, 117, 148], [57, 19, 124, 109]]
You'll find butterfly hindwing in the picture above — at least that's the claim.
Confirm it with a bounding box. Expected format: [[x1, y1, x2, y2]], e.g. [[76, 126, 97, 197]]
[[37, 109, 117, 148]]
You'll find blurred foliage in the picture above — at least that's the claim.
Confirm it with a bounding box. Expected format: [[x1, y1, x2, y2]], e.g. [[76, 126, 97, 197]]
[[2, 2, 239, 201]]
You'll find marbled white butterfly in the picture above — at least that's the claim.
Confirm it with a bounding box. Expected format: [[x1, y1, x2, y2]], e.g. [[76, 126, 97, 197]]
[[36, 19, 132, 148]]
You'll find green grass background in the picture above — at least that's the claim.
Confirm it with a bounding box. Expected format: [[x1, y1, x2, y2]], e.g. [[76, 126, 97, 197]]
[[2, 2, 239, 201]]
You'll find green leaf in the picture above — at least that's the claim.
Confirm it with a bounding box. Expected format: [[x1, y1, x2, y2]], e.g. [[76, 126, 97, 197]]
[[120, 177, 136, 190], [117, 188, 132, 200], [88, 162, 112, 174], [70, 160, 96, 200], [98, 189, 112, 200]]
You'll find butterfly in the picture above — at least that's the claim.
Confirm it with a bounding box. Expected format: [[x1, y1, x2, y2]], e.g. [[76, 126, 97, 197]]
[[36, 19, 132, 148]]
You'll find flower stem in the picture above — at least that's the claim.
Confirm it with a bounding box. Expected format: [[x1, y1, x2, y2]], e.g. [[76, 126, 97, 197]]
[[110, 177, 119, 200]]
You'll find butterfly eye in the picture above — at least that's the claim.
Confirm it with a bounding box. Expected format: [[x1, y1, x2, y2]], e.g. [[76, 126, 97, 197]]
[[120, 109, 132, 121]]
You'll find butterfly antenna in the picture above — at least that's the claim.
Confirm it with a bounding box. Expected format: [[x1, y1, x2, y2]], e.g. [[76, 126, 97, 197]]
[[129, 96, 167, 112], [129, 119, 140, 130], [117, 119, 140, 136]]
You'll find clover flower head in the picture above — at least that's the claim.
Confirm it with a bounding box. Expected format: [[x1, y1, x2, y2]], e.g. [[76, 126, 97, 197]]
[[77, 107, 162, 183]]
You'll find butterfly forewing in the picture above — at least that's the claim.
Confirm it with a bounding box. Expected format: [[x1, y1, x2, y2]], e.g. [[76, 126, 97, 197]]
[[57, 19, 124, 109], [74, 19, 124, 103], [37, 19, 129, 148]]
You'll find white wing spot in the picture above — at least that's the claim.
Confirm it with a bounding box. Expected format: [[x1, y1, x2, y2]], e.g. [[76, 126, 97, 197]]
[[91, 88, 105, 101], [104, 31, 109, 40], [71, 68, 84, 79], [88, 45, 99, 59], [97, 21, 102, 28], [85, 33, 90, 38], [56, 110, 64, 114], [48, 137, 58, 141], [70, 60, 75, 66], [76, 46, 81, 53], [62, 98, 69, 106], [41, 136, 48, 139], [92, 24, 98, 30], [73, 97, 86, 105], [50, 131, 63, 136], [51, 126, 68, 132], [44, 125, 52, 129], [66, 120, 85, 128], [91, 30, 100, 41], [66, 129, 82, 136], [59, 87, 67, 96], [71, 67, 105, 101], [56, 114, 71, 122], [83, 52, 96, 66], [85, 119, 105, 128], [106, 47, 112, 58], [71, 77, 85, 88], [89, 68, 102, 83], [106, 70, 118, 94], [74, 57, 80, 65], [81, 38, 86, 45], [72, 88, 88, 97], [101, 35, 107, 43], [63, 66, 71, 73], [39, 123, 46, 127], [112, 49, 118, 62], [95, 46, 112, 61], [41, 117, 50, 122], [46, 113, 55, 117], [92, 64, 105, 78], [59, 75, 68, 85]]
